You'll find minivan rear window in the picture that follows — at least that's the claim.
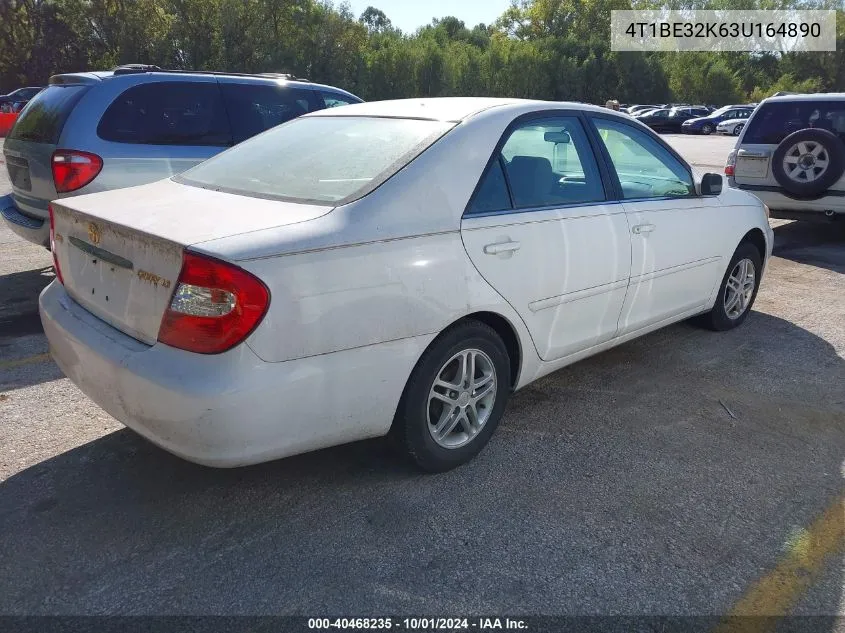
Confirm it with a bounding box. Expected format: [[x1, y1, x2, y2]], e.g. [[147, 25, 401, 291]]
[[743, 101, 845, 145], [8, 85, 89, 144], [176, 116, 453, 205]]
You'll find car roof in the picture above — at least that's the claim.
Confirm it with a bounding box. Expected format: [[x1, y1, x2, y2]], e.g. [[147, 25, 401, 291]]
[[763, 93, 845, 103], [48, 70, 355, 95], [305, 97, 610, 122]]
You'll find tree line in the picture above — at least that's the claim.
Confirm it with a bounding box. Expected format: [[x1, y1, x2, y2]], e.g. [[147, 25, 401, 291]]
[[1, 0, 844, 105]]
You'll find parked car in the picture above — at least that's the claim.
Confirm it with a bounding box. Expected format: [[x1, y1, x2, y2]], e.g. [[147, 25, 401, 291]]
[[627, 104, 663, 115], [1, 66, 361, 247], [0, 86, 43, 107], [41, 97, 773, 471], [727, 93, 845, 220], [717, 118, 747, 136], [682, 105, 755, 135], [639, 106, 711, 133]]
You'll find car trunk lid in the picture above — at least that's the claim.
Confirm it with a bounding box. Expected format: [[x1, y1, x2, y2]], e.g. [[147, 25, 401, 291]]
[[51, 179, 334, 345]]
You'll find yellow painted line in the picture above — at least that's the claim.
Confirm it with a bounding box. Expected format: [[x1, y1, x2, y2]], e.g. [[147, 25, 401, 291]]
[[0, 352, 51, 371], [715, 494, 845, 633]]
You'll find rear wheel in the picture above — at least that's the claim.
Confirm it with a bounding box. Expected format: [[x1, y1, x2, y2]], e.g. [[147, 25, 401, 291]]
[[696, 243, 762, 331], [390, 321, 511, 472]]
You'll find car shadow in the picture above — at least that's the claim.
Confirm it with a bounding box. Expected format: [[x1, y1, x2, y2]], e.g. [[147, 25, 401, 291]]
[[772, 220, 845, 274], [0, 265, 53, 339], [0, 311, 843, 617]]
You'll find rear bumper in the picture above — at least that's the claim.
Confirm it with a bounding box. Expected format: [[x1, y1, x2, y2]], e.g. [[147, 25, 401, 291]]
[[1, 193, 49, 246], [729, 182, 845, 216], [39, 281, 430, 467]]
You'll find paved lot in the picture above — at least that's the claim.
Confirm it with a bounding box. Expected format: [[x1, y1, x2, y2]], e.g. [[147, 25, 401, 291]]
[[0, 135, 843, 618]]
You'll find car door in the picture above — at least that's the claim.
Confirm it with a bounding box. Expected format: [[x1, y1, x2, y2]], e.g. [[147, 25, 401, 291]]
[[589, 115, 724, 335], [461, 114, 631, 362]]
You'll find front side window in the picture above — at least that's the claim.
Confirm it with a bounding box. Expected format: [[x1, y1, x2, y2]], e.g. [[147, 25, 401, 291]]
[[177, 116, 453, 205], [592, 118, 694, 199], [468, 116, 605, 213], [98, 81, 230, 146], [221, 83, 319, 144]]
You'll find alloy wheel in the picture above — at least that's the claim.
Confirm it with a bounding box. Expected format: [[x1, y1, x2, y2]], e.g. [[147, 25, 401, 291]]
[[782, 140, 830, 183], [427, 348, 497, 449], [724, 258, 756, 319]]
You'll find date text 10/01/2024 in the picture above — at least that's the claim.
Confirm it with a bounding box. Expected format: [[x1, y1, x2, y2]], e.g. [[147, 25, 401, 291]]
[[308, 618, 529, 630]]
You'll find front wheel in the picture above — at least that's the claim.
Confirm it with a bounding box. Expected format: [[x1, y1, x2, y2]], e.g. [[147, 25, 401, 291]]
[[701, 123, 714, 135], [696, 243, 762, 331], [732, 123, 745, 136], [390, 321, 511, 472]]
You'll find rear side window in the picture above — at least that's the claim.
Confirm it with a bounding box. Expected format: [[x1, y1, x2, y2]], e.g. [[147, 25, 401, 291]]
[[319, 91, 360, 109], [177, 116, 452, 205], [97, 82, 231, 146], [467, 158, 511, 214], [9, 85, 89, 144], [743, 101, 845, 145], [221, 83, 319, 144]]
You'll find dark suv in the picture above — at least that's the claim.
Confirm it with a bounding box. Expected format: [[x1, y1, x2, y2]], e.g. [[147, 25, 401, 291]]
[[2, 67, 361, 246]]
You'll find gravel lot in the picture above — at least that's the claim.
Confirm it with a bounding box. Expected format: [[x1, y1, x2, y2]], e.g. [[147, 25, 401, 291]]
[[0, 133, 843, 618]]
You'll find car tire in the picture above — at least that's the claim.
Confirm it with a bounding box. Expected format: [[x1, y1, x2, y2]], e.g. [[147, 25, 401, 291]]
[[771, 128, 845, 197], [732, 123, 744, 136], [701, 123, 714, 135], [695, 242, 762, 332], [390, 320, 511, 472]]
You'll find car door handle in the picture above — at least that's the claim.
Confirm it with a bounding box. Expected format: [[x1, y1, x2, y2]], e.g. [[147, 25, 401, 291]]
[[632, 223, 655, 235], [483, 240, 521, 255]]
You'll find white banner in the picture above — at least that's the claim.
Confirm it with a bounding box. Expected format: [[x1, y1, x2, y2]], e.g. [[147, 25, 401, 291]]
[[610, 10, 837, 52]]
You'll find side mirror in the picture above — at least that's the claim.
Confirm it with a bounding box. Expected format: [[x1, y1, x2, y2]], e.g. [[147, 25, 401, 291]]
[[700, 172, 723, 196]]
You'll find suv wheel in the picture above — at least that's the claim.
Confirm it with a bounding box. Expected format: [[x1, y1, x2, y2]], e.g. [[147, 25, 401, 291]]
[[701, 123, 714, 135], [772, 128, 845, 197]]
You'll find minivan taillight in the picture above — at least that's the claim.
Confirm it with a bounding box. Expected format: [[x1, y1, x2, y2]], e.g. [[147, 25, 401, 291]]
[[52, 150, 103, 193], [48, 204, 63, 285], [157, 252, 270, 354]]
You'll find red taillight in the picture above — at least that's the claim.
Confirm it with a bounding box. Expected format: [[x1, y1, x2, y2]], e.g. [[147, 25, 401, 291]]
[[157, 252, 270, 354], [725, 150, 736, 177], [52, 150, 103, 193], [48, 204, 64, 285]]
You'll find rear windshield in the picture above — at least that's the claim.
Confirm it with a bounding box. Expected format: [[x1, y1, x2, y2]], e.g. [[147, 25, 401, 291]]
[[176, 116, 453, 205], [743, 101, 845, 145], [9, 85, 88, 144]]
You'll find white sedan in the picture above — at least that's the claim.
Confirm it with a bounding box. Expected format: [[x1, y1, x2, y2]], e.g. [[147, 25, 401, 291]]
[[717, 118, 748, 136], [40, 97, 773, 471]]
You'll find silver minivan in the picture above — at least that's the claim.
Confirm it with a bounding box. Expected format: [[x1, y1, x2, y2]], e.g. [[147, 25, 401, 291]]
[[2, 66, 361, 246]]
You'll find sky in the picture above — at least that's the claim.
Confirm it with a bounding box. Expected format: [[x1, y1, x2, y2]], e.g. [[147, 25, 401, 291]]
[[346, 0, 513, 33]]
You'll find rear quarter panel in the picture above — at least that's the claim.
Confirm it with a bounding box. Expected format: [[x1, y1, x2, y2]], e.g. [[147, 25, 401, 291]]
[[241, 231, 534, 376]]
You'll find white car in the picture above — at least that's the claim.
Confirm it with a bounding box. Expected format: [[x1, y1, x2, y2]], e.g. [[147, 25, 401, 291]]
[[40, 98, 774, 471], [717, 118, 747, 136]]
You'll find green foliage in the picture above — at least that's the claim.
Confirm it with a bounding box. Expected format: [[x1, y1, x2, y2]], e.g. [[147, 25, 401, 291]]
[[1, 0, 843, 105]]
